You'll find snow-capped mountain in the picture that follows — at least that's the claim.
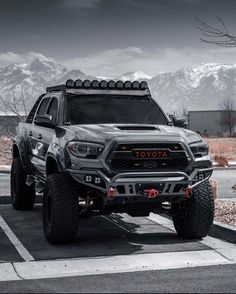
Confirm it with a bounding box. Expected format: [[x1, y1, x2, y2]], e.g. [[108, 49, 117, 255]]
[[118, 71, 152, 81], [0, 54, 236, 115], [148, 63, 236, 114], [0, 55, 90, 113]]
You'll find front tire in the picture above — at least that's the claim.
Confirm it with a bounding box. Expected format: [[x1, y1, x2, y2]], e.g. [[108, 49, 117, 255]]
[[11, 158, 35, 210], [42, 174, 79, 244], [172, 181, 214, 239]]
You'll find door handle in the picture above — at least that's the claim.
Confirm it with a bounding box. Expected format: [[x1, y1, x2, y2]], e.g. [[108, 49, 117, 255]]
[[37, 134, 42, 140], [28, 131, 32, 136]]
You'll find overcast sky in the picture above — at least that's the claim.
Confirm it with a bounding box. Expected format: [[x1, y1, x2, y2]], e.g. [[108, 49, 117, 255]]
[[1, 0, 236, 77]]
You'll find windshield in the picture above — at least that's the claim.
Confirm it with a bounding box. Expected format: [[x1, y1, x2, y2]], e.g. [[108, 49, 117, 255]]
[[64, 95, 167, 125]]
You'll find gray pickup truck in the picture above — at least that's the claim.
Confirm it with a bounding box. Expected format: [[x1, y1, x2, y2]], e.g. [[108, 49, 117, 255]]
[[11, 79, 214, 244]]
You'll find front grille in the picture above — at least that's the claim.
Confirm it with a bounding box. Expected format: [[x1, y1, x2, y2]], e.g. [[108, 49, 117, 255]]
[[116, 143, 183, 151], [106, 143, 189, 172]]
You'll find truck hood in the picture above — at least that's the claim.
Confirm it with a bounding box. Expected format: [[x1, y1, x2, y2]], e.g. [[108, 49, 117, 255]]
[[62, 124, 202, 145]]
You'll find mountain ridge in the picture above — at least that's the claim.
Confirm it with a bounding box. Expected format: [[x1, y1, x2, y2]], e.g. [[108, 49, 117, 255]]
[[0, 53, 236, 114]]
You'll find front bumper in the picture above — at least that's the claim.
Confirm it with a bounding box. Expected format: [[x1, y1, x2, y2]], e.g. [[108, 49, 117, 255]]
[[67, 167, 213, 200]]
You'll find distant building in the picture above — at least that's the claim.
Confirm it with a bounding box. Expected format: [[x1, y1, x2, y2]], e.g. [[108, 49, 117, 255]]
[[188, 110, 236, 136]]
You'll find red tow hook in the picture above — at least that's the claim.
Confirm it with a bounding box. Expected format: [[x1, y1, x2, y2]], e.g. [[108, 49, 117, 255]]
[[144, 189, 160, 199], [185, 186, 193, 199], [107, 187, 117, 200]]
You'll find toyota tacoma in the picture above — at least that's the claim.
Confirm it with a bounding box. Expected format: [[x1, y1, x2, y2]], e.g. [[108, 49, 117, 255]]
[[11, 79, 214, 244]]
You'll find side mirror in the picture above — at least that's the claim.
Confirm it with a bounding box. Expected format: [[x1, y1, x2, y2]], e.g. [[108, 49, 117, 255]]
[[173, 116, 188, 128], [34, 114, 55, 128]]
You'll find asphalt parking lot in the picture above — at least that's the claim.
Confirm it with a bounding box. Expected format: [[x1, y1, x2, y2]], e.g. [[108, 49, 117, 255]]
[[0, 205, 208, 263], [0, 170, 236, 292], [0, 203, 235, 292]]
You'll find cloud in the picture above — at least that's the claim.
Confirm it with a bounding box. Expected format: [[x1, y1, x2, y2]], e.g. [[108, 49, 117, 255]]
[[61, 46, 236, 77]]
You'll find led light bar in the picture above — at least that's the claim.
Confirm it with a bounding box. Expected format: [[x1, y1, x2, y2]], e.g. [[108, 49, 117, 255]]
[[91, 80, 99, 88], [108, 80, 116, 89], [66, 79, 74, 88], [83, 80, 91, 88], [132, 81, 139, 89], [100, 80, 108, 89], [116, 80, 123, 89], [124, 81, 132, 89], [140, 81, 148, 89], [74, 79, 83, 88], [62, 79, 149, 91]]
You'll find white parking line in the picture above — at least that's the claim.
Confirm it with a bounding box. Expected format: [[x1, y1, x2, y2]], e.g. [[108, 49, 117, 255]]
[[0, 212, 235, 282], [148, 213, 236, 262], [0, 215, 34, 262]]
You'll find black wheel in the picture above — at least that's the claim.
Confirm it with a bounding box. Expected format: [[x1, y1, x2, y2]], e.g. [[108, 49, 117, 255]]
[[172, 180, 214, 239], [11, 158, 35, 210], [42, 174, 79, 244]]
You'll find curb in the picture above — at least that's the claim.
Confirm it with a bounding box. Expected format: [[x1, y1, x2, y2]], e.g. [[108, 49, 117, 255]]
[[213, 166, 236, 170], [0, 170, 10, 174], [209, 221, 236, 244]]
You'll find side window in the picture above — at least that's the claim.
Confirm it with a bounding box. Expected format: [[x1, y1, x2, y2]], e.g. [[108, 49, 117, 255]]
[[36, 97, 50, 115], [26, 94, 45, 123], [47, 98, 58, 123]]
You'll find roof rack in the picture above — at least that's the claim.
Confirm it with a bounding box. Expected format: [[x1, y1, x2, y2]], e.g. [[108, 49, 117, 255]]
[[46, 79, 150, 95]]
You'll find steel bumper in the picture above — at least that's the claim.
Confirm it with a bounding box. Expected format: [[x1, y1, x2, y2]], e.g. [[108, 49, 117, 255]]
[[67, 167, 213, 198]]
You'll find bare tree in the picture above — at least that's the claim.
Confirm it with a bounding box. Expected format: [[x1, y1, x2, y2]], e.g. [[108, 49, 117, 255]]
[[195, 16, 236, 47], [219, 97, 236, 135], [0, 87, 31, 163]]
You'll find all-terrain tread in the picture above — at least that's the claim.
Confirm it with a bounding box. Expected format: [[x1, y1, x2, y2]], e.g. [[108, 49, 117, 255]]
[[173, 180, 214, 239], [43, 174, 79, 244]]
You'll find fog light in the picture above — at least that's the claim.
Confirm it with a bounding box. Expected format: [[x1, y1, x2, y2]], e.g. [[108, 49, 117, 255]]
[[198, 173, 205, 181], [94, 177, 101, 184], [193, 175, 198, 183], [85, 175, 92, 183]]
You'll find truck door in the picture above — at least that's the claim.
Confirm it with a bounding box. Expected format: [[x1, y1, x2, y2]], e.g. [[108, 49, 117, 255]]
[[30, 96, 59, 177]]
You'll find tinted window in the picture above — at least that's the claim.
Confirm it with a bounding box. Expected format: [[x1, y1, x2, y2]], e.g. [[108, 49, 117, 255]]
[[47, 98, 58, 122], [37, 97, 50, 115], [26, 94, 45, 123], [65, 95, 167, 125]]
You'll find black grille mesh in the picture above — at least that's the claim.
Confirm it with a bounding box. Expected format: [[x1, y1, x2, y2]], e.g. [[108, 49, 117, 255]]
[[106, 143, 189, 172]]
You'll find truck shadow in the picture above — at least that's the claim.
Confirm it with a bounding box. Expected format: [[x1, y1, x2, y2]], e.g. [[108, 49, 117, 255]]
[[0, 205, 205, 262]]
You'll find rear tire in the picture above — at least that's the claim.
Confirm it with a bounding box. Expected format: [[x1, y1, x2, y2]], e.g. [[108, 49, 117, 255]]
[[172, 181, 214, 239], [42, 174, 79, 244], [11, 158, 35, 210]]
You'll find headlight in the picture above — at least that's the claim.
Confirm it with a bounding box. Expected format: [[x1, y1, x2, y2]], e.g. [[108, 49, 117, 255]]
[[189, 141, 209, 158], [67, 141, 104, 158]]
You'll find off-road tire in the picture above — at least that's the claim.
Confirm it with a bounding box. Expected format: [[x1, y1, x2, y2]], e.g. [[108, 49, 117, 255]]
[[11, 158, 35, 210], [42, 174, 79, 244], [172, 180, 214, 239]]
